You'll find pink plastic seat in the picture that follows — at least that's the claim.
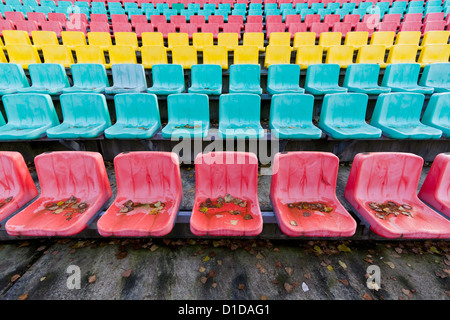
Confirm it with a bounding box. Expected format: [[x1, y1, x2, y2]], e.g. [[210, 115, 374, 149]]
[[382, 13, 402, 27], [266, 15, 282, 25], [97, 152, 183, 237], [89, 21, 111, 33], [0, 152, 38, 223], [245, 22, 263, 32], [150, 15, 168, 26], [200, 22, 220, 38], [14, 20, 39, 36], [112, 22, 132, 33], [228, 15, 244, 29], [111, 14, 129, 25], [90, 13, 109, 24], [41, 21, 63, 37], [179, 23, 198, 38], [0, 20, 14, 36], [310, 22, 329, 37], [130, 14, 148, 27], [344, 152, 450, 239], [288, 22, 307, 37], [69, 13, 89, 27], [343, 14, 360, 28], [324, 14, 341, 28], [156, 22, 176, 38], [247, 15, 263, 24], [355, 21, 375, 36], [424, 12, 445, 24], [190, 152, 263, 237], [190, 15, 206, 28], [170, 15, 186, 29], [266, 22, 286, 39], [399, 21, 422, 32], [222, 22, 242, 37], [376, 21, 398, 32], [418, 153, 450, 219], [134, 22, 154, 37], [5, 152, 112, 237], [27, 12, 47, 26], [66, 21, 88, 35], [422, 20, 446, 34], [48, 12, 67, 28], [403, 13, 423, 23], [285, 14, 302, 28], [304, 14, 321, 28], [208, 15, 224, 28], [332, 22, 352, 37], [4, 12, 25, 22], [270, 152, 357, 237]]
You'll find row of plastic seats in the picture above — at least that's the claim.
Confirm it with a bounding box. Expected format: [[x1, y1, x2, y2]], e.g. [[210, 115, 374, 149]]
[[0, 89, 447, 141], [1, 150, 449, 238]]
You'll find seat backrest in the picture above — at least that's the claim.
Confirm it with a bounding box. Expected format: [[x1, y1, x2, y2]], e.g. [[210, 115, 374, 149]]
[[168, 32, 189, 48], [108, 45, 137, 64], [151, 63, 185, 88], [395, 31, 421, 45], [31, 30, 59, 47], [75, 45, 106, 65], [3, 30, 31, 45], [381, 63, 421, 87], [141, 45, 167, 68], [0, 63, 29, 89], [267, 64, 300, 89], [265, 45, 292, 66], [167, 93, 209, 127], [70, 63, 110, 89], [422, 31, 450, 46], [356, 44, 386, 64], [171, 45, 197, 69], [269, 93, 315, 127], [371, 92, 425, 126], [41, 44, 74, 66], [233, 45, 259, 64], [110, 63, 147, 88], [202, 45, 228, 69], [386, 44, 418, 63], [141, 31, 164, 46], [419, 63, 450, 89], [87, 31, 112, 48], [114, 93, 161, 127], [192, 32, 214, 49], [320, 92, 369, 127], [421, 92, 450, 128], [344, 31, 369, 47], [229, 64, 261, 90], [6, 44, 41, 67], [59, 93, 111, 126], [28, 63, 70, 88], [219, 93, 261, 126], [61, 31, 87, 47], [418, 44, 450, 65], [40, 21, 63, 37], [343, 63, 382, 88]]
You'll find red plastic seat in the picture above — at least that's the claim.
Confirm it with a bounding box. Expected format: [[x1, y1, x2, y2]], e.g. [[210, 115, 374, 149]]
[[324, 14, 341, 28], [14, 20, 39, 36], [270, 152, 357, 237], [48, 12, 67, 28], [288, 22, 307, 37], [382, 13, 402, 27], [266, 22, 286, 39], [179, 23, 198, 38], [445, 14, 450, 29], [69, 13, 89, 27], [244, 22, 263, 32], [201, 22, 220, 38], [4, 12, 25, 22], [422, 20, 446, 34], [41, 21, 63, 37], [304, 14, 321, 28], [222, 22, 242, 37], [266, 15, 282, 25], [89, 21, 111, 33], [403, 13, 423, 23], [399, 21, 422, 32], [343, 14, 360, 28], [208, 15, 224, 28], [310, 22, 329, 37], [332, 22, 352, 37], [27, 12, 47, 26], [247, 15, 263, 24], [112, 22, 132, 33], [418, 153, 450, 219], [354, 21, 375, 36], [190, 152, 263, 236], [344, 152, 450, 239], [0, 152, 38, 223], [156, 22, 176, 38], [90, 13, 109, 24], [376, 21, 398, 32], [190, 15, 206, 28], [285, 14, 302, 28], [227, 15, 244, 29], [0, 20, 14, 36], [111, 14, 129, 25], [66, 21, 88, 35], [424, 12, 445, 24], [150, 15, 168, 26], [97, 152, 183, 237], [5, 152, 112, 237], [134, 22, 154, 37], [170, 15, 186, 29]]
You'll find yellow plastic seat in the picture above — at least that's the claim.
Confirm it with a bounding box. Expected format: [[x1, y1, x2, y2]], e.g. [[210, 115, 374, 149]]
[[107, 45, 137, 66], [171, 45, 197, 69], [242, 32, 265, 51], [3, 30, 31, 46], [41, 44, 74, 67], [167, 32, 189, 50], [218, 33, 239, 51], [141, 32, 165, 47], [268, 32, 292, 49], [295, 45, 323, 70], [325, 45, 354, 68], [203, 45, 228, 69], [6, 44, 41, 69], [114, 32, 139, 51], [0, 48, 6, 62], [319, 32, 342, 51], [421, 31, 450, 48], [386, 44, 418, 64], [141, 45, 168, 69], [75, 45, 107, 66], [370, 31, 395, 49], [264, 45, 292, 68], [31, 31, 59, 50], [395, 31, 421, 46], [233, 45, 259, 64], [293, 32, 316, 50], [61, 31, 87, 50], [87, 32, 112, 51], [417, 44, 450, 67], [344, 31, 369, 49], [192, 33, 213, 51], [356, 44, 387, 68]]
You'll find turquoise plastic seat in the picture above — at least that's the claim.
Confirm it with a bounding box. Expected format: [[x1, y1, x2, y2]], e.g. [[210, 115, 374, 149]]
[[104, 93, 161, 139], [319, 93, 382, 139], [63, 63, 110, 94], [269, 93, 322, 139], [188, 64, 222, 95], [17, 63, 69, 95], [343, 64, 391, 94], [229, 64, 263, 94], [105, 64, 147, 95], [419, 63, 450, 93], [218, 93, 264, 139], [46, 93, 111, 139], [161, 93, 209, 139], [267, 64, 305, 95], [147, 64, 185, 95], [422, 93, 450, 138], [305, 64, 348, 95], [0, 94, 59, 140], [381, 63, 434, 94], [370, 92, 443, 139], [0, 63, 29, 95]]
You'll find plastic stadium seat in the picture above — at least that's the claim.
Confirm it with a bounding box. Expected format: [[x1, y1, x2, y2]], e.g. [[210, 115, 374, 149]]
[[382, 13, 402, 26], [65, 22, 88, 35], [305, 64, 347, 95], [423, 12, 445, 24], [421, 31, 450, 47], [244, 22, 263, 33], [222, 22, 241, 37], [344, 152, 450, 239], [17, 63, 69, 95], [344, 31, 369, 49], [386, 44, 418, 64], [5, 151, 112, 237], [178, 23, 198, 38], [343, 14, 361, 28], [419, 63, 450, 93], [343, 63, 390, 94], [417, 44, 450, 67], [63, 63, 109, 94], [5, 44, 41, 68], [418, 153, 450, 217], [188, 64, 222, 95], [208, 15, 224, 27], [192, 32, 213, 50], [130, 14, 149, 27], [233, 45, 259, 64], [395, 31, 421, 46], [293, 32, 316, 49], [156, 23, 176, 38], [147, 63, 185, 95], [304, 14, 321, 27], [4, 12, 25, 22], [217, 32, 239, 51], [90, 13, 109, 24], [104, 93, 161, 139], [75, 45, 107, 66], [203, 45, 228, 69], [31, 31, 59, 50], [190, 151, 262, 236], [242, 32, 265, 51], [421, 93, 450, 137], [97, 152, 181, 237], [228, 64, 262, 94], [325, 45, 354, 68], [288, 23, 308, 38], [48, 12, 67, 28], [87, 32, 112, 51], [422, 21, 446, 35], [228, 15, 244, 28], [247, 15, 263, 24], [355, 44, 387, 67], [105, 63, 147, 94], [398, 21, 422, 32], [376, 21, 398, 32], [14, 20, 39, 37], [40, 21, 63, 37], [403, 13, 423, 23], [381, 63, 434, 94], [323, 14, 341, 27], [354, 22, 376, 37], [134, 23, 155, 37], [41, 44, 74, 68], [61, 31, 87, 50], [115, 32, 139, 50], [370, 92, 442, 139], [46, 93, 111, 139], [3, 30, 31, 46], [161, 93, 210, 139], [295, 45, 323, 69], [268, 32, 292, 47], [167, 32, 189, 50], [141, 45, 167, 68], [269, 93, 322, 139], [218, 94, 264, 139], [0, 93, 59, 140], [0, 152, 38, 221], [270, 151, 356, 237], [0, 63, 29, 95], [309, 22, 330, 38], [319, 92, 382, 139], [190, 15, 206, 27], [266, 64, 304, 94], [112, 22, 133, 34], [89, 22, 111, 34], [141, 32, 164, 46], [266, 23, 286, 39], [108, 45, 137, 65], [171, 45, 197, 69], [370, 31, 395, 48], [264, 45, 292, 67], [111, 13, 129, 25], [318, 31, 342, 50]]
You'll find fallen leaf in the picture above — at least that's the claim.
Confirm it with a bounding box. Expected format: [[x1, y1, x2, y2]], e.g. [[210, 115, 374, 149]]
[[326, 265, 334, 272], [435, 271, 448, 278], [18, 241, 30, 248], [36, 245, 46, 252], [402, 288, 413, 298], [200, 276, 208, 284], [395, 247, 403, 254], [284, 282, 294, 294], [199, 266, 206, 272], [338, 260, 347, 269], [261, 295, 268, 300], [121, 269, 132, 278], [429, 246, 440, 254], [256, 253, 264, 260], [314, 245, 323, 254], [384, 261, 395, 269], [230, 220, 238, 226], [208, 270, 216, 278], [444, 259, 450, 266], [238, 284, 245, 290], [285, 267, 293, 276], [339, 279, 349, 287], [203, 255, 210, 262], [337, 244, 352, 253], [275, 261, 283, 268], [304, 273, 312, 280], [211, 282, 217, 288], [11, 274, 20, 282], [40, 277, 46, 282], [217, 260, 222, 266], [150, 244, 158, 252], [18, 293, 28, 300], [88, 275, 97, 283], [363, 293, 373, 300]]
